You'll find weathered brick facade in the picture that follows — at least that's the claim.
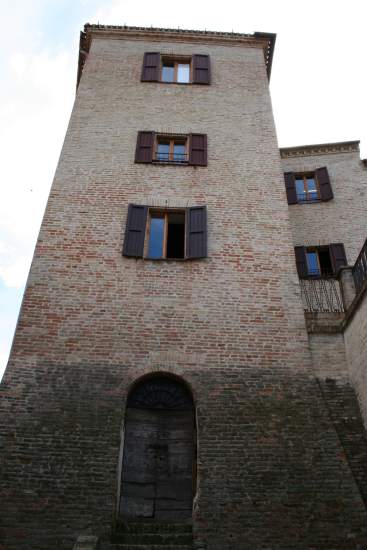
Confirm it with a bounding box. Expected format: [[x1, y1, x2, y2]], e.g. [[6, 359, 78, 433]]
[[281, 141, 367, 264], [1, 25, 367, 549]]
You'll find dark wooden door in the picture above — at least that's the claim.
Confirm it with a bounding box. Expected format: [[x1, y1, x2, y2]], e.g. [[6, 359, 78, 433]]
[[120, 378, 195, 521]]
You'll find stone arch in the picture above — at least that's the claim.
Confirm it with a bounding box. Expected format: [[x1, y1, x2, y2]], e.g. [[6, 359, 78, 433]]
[[119, 374, 196, 521]]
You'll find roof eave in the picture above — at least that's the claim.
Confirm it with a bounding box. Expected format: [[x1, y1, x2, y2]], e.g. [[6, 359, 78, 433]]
[[77, 24, 276, 88]]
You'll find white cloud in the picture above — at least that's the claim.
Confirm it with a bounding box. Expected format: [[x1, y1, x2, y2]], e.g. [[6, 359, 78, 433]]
[[0, 41, 75, 289], [0, 241, 30, 288]]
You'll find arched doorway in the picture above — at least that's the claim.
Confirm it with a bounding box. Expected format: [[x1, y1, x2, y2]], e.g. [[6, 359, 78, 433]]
[[120, 376, 195, 521]]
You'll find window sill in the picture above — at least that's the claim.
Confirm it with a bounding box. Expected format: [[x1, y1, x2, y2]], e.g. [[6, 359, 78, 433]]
[[152, 160, 189, 166], [295, 198, 322, 204], [144, 257, 187, 261], [159, 81, 192, 85]]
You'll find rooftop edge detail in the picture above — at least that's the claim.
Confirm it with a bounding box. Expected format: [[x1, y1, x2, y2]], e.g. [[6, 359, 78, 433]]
[[77, 24, 276, 88], [280, 141, 360, 158]]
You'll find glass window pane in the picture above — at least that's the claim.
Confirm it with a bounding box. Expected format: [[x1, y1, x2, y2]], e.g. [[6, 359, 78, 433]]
[[177, 64, 190, 83], [173, 143, 186, 162], [157, 143, 170, 161], [295, 179, 306, 201], [148, 217, 165, 258], [307, 177, 318, 200], [306, 251, 320, 276], [307, 177, 316, 191], [162, 64, 174, 82]]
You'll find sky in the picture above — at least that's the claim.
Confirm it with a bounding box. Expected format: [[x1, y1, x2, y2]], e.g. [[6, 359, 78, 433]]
[[1, 0, 366, 379]]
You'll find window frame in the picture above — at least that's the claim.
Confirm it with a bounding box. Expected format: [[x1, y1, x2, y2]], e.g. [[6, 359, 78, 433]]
[[160, 56, 193, 84], [284, 167, 333, 205], [135, 131, 207, 167], [294, 173, 320, 203], [154, 135, 188, 164], [145, 208, 186, 260], [305, 247, 325, 278], [123, 203, 207, 260], [306, 246, 334, 278]]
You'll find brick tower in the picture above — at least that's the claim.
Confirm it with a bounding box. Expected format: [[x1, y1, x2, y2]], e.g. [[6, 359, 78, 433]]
[[1, 25, 367, 550]]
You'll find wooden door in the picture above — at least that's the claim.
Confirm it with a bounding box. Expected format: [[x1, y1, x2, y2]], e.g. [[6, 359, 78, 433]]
[[120, 377, 195, 521]]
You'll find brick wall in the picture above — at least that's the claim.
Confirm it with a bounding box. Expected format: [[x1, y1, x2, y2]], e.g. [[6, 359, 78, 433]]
[[345, 289, 367, 425], [1, 29, 367, 549], [281, 146, 367, 263]]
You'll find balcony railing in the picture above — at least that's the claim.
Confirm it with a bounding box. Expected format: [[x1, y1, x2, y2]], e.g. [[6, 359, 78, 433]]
[[153, 152, 188, 164], [300, 278, 344, 313], [352, 238, 367, 294]]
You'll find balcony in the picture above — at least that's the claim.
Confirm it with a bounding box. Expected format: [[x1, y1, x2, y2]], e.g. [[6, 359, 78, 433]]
[[352, 238, 367, 294], [300, 238, 367, 333], [300, 277, 344, 314]]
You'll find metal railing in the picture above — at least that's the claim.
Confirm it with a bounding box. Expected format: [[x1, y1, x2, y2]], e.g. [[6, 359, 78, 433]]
[[300, 278, 344, 313], [296, 193, 320, 203], [352, 238, 367, 294], [153, 152, 188, 164]]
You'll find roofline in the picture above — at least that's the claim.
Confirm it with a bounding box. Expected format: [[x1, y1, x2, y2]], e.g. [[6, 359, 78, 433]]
[[280, 140, 360, 158], [77, 24, 276, 88]]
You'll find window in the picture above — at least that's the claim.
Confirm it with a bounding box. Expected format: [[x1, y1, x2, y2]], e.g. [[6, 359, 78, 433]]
[[156, 136, 188, 164], [135, 132, 207, 166], [295, 174, 318, 202], [147, 211, 186, 259], [305, 247, 333, 277], [294, 244, 347, 278], [141, 53, 210, 85], [123, 204, 207, 260], [284, 167, 333, 205], [161, 60, 191, 83]]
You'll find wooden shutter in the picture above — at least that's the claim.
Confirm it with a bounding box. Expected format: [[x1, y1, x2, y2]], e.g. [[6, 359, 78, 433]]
[[316, 167, 333, 201], [192, 55, 210, 84], [141, 52, 160, 82], [329, 243, 347, 275], [135, 132, 155, 163], [294, 246, 307, 278], [123, 204, 148, 258], [186, 206, 207, 259], [284, 172, 297, 205], [189, 134, 207, 166]]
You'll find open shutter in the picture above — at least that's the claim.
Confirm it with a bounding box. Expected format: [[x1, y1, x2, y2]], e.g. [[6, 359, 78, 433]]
[[186, 206, 207, 259], [284, 172, 297, 205], [123, 204, 148, 258], [192, 55, 211, 84], [189, 134, 207, 166], [316, 167, 333, 201], [135, 132, 155, 163], [141, 52, 160, 82], [294, 246, 307, 278], [329, 243, 347, 275]]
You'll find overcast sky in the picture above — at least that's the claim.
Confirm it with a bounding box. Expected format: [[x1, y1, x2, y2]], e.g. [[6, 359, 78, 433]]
[[1, 0, 366, 379]]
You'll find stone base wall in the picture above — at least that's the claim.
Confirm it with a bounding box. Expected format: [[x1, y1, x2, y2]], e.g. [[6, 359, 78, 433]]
[[2, 362, 367, 549]]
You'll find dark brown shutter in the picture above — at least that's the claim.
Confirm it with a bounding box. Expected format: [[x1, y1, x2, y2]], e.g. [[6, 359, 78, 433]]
[[186, 206, 207, 259], [316, 167, 333, 201], [135, 132, 155, 163], [284, 172, 297, 204], [329, 243, 347, 275], [123, 204, 148, 258], [192, 55, 210, 84], [294, 246, 307, 278], [141, 52, 160, 82], [189, 134, 207, 166]]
